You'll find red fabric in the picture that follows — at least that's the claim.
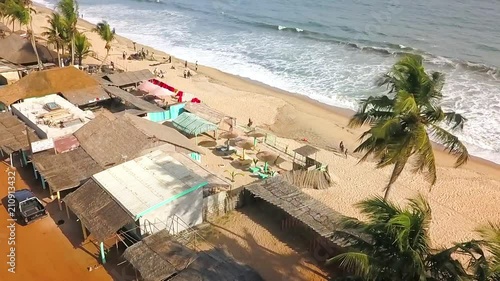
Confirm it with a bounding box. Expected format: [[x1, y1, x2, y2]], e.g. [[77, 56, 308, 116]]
[[191, 98, 201, 103]]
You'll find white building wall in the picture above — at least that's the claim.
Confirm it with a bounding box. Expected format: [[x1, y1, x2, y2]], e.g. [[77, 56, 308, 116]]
[[139, 187, 203, 236]]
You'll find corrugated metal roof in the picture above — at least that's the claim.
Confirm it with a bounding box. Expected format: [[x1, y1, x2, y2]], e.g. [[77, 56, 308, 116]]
[[103, 85, 163, 112], [172, 112, 218, 136], [60, 86, 110, 106], [92, 150, 207, 217]]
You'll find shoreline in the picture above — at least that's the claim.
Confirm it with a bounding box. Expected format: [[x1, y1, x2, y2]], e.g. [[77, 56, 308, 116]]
[[32, 3, 500, 178]]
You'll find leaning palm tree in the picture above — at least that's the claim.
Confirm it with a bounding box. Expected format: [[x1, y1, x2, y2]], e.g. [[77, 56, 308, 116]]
[[41, 12, 66, 66], [349, 55, 469, 200], [73, 31, 91, 65], [57, 0, 78, 65], [329, 195, 470, 280], [92, 20, 114, 67]]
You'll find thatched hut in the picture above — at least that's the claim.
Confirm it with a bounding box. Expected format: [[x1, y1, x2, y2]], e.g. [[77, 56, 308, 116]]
[[282, 169, 333, 190]]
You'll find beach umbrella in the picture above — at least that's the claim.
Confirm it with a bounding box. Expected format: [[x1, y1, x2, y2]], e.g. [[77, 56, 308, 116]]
[[256, 151, 281, 171], [219, 131, 239, 149], [235, 139, 254, 159], [247, 131, 266, 145]]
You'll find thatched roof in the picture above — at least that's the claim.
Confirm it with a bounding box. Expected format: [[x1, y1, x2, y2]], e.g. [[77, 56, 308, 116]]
[[74, 113, 201, 168], [0, 34, 57, 65], [64, 179, 134, 242], [244, 177, 342, 240], [123, 230, 263, 281], [60, 86, 110, 106], [293, 145, 320, 157], [123, 230, 197, 281], [0, 112, 39, 154], [103, 69, 153, 87], [0, 67, 100, 105], [32, 147, 102, 193], [169, 249, 264, 281], [282, 169, 333, 190], [184, 102, 227, 125], [103, 85, 163, 112]]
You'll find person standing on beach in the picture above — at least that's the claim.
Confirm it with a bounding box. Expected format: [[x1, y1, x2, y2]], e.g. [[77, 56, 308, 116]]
[[344, 148, 348, 158], [195, 61, 198, 71], [122, 51, 126, 60], [339, 141, 344, 153], [183, 70, 187, 78], [168, 56, 172, 63], [185, 60, 188, 68], [133, 42, 136, 51]]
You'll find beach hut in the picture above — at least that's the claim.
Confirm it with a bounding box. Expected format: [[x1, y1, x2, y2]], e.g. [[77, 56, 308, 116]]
[[0, 34, 57, 66], [0, 66, 100, 107], [172, 112, 219, 144], [292, 144, 320, 170], [0, 112, 39, 167], [123, 229, 264, 281], [64, 150, 230, 264], [244, 177, 347, 262], [59, 86, 111, 108], [102, 69, 154, 89]]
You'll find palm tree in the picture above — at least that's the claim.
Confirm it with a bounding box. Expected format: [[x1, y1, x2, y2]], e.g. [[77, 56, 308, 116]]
[[3, 0, 42, 69], [42, 12, 66, 66], [92, 20, 114, 67], [57, 0, 78, 65], [329, 195, 470, 280], [74, 31, 91, 65], [349, 55, 469, 200]]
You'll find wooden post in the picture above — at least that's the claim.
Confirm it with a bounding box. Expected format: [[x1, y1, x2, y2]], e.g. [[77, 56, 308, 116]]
[[65, 202, 70, 219], [81, 220, 87, 240], [9, 153, 13, 167], [57, 192, 62, 211], [32, 164, 38, 179]]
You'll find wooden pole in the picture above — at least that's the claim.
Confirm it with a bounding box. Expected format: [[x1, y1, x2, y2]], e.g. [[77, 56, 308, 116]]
[[65, 202, 70, 219], [9, 153, 13, 167], [57, 192, 62, 211], [81, 220, 87, 240], [100, 242, 106, 264]]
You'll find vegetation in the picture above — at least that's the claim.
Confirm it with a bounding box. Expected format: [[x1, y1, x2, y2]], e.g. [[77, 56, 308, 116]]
[[73, 31, 91, 65], [348, 55, 469, 199], [57, 0, 78, 65], [41, 12, 66, 66], [329, 195, 500, 281], [92, 20, 114, 66], [224, 170, 244, 182]]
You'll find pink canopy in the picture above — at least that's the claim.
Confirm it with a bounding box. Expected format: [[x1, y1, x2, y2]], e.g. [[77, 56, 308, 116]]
[[138, 81, 159, 92], [149, 87, 172, 98]]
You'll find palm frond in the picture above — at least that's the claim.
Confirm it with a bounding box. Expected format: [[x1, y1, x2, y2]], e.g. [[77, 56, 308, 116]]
[[428, 124, 469, 167], [444, 111, 467, 130]]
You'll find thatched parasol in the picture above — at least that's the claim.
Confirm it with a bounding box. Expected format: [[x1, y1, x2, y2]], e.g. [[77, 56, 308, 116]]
[[247, 131, 266, 145], [256, 150, 284, 171], [219, 131, 239, 149], [235, 139, 254, 159]]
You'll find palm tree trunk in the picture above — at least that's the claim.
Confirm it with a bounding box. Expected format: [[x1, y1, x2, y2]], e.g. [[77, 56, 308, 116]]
[[383, 184, 393, 201], [29, 20, 43, 70], [56, 43, 61, 67], [100, 49, 109, 67], [71, 35, 75, 65]]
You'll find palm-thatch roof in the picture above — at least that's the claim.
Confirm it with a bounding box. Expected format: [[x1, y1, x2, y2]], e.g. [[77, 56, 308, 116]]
[[282, 169, 333, 190], [64, 179, 134, 242], [103, 69, 154, 87], [0, 34, 57, 65], [244, 177, 342, 241], [123, 230, 197, 281], [123, 230, 264, 281], [32, 147, 102, 193], [103, 85, 163, 112], [0, 66, 100, 106], [60, 86, 110, 106], [74, 113, 201, 168], [293, 145, 320, 157], [0, 112, 39, 154]]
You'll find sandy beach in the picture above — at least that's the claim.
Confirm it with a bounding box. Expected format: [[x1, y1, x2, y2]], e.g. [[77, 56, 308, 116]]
[[27, 3, 500, 250]]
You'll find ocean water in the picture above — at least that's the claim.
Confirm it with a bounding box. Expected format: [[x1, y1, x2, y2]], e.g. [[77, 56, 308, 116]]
[[36, 0, 500, 164]]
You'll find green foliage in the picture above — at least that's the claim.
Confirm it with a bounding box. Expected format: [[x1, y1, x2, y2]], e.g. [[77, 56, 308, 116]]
[[57, 0, 78, 64], [74, 31, 91, 65], [329, 195, 471, 280], [349, 55, 469, 199], [92, 20, 114, 65], [224, 170, 244, 182]]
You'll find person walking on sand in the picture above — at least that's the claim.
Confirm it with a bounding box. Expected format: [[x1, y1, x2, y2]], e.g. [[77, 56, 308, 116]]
[[195, 61, 198, 71], [339, 141, 344, 153], [185, 60, 188, 68], [183, 70, 187, 79], [133, 42, 136, 51], [344, 148, 348, 158], [168, 55, 172, 63], [122, 51, 126, 60], [247, 118, 253, 127]]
